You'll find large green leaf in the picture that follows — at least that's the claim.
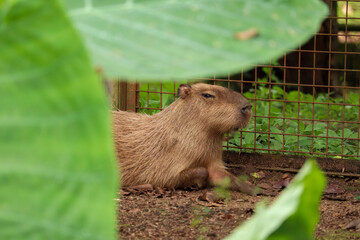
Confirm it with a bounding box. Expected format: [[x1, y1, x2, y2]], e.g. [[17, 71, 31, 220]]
[[63, 0, 328, 80], [0, 0, 117, 239], [225, 160, 326, 240]]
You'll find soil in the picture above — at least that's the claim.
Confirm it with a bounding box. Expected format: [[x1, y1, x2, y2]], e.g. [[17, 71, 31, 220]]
[[117, 152, 360, 240]]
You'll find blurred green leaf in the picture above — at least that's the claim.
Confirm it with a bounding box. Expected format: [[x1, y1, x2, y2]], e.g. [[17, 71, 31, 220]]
[[328, 129, 338, 138], [0, 0, 117, 239], [63, 0, 328, 80], [244, 132, 255, 145], [225, 160, 325, 240], [343, 128, 353, 138]]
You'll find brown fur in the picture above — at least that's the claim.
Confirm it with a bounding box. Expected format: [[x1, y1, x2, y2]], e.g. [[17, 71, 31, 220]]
[[113, 83, 255, 194]]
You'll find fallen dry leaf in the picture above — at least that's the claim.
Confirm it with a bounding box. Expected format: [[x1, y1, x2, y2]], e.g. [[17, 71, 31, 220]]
[[234, 28, 259, 40], [282, 173, 290, 179], [272, 183, 282, 189], [120, 190, 131, 196], [121, 184, 154, 195], [258, 182, 272, 189], [273, 181, 284, 189], [199, 191, 216, 202], [324, 184, 346, 194], [272, 178, 292, 190], [260, 189, 278, 197], [344, 218, 360, 232], [200, 191, 225, 202], [198, 191, 225, 207]]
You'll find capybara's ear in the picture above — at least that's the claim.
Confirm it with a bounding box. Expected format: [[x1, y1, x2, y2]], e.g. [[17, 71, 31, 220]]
[[177, 84, 192, 99]]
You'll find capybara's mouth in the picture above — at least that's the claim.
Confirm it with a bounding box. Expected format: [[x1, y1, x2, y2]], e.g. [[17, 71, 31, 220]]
[[231, 120, 250, 132]]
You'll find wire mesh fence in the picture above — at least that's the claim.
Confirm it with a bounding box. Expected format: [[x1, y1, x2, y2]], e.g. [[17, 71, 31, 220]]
[[113, 0, 360, 160]]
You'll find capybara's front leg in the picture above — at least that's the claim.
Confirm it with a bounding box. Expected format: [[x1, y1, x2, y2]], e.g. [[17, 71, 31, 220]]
[[208, 167, 257, 196], [176, 167, 209, 189]]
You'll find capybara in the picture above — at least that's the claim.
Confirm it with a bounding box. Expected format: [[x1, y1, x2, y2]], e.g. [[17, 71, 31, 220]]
[[113, 83, 255, 195]]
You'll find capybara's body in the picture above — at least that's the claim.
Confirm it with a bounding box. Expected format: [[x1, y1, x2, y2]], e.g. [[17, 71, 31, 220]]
[[113, 83, 254, 193]]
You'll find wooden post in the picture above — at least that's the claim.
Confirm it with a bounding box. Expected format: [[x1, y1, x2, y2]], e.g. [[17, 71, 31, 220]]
[[113, 81, 138, 112], [126, 82, 138, 112]]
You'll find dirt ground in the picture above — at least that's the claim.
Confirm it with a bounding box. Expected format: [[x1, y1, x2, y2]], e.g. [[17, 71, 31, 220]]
[[117, 153, 360, 240]]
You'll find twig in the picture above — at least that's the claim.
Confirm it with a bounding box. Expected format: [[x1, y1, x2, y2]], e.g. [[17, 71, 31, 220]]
[[226, 164, 360, 178], [322, 195, 348, 201]]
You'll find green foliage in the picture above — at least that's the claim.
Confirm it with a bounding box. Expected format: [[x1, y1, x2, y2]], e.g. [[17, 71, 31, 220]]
[[225, 160, 326, 240], [0, 0, 116, 239], [229, 84, 360, 159], [63, 0, 328, 80], [138, 82, 185, 115]]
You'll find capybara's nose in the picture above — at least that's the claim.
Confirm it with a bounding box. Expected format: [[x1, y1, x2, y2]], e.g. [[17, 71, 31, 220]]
[[241, 104, 252, 114]]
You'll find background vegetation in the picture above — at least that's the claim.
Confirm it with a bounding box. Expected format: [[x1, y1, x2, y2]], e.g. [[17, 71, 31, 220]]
[[137, 80, 360, 160]]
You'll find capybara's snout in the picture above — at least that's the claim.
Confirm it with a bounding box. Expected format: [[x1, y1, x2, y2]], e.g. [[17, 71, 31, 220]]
[[241, 102, 252, 115]]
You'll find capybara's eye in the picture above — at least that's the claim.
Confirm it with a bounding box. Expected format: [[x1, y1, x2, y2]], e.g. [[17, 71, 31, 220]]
[[202, 93, 215, 98]]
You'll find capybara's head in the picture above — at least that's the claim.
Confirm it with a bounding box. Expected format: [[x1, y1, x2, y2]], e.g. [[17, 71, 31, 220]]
[[177, 83, 252, 133]]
